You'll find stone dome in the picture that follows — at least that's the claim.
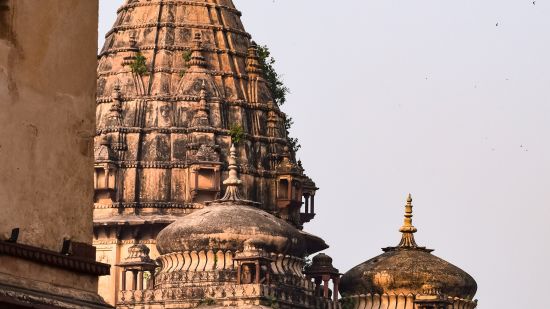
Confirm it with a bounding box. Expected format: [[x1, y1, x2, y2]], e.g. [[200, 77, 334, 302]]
[[339, 248, 477, 299], [340, 195, 477, 300], [156, 202, 307, 257]]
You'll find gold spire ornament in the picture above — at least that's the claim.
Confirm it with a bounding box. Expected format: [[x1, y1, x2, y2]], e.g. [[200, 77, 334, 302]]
[[383, 194, 432, 252], [398, 193, 419, 248]]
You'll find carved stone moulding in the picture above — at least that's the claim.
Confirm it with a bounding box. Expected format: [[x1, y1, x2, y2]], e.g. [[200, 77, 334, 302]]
[[0, 240, 110, 276]]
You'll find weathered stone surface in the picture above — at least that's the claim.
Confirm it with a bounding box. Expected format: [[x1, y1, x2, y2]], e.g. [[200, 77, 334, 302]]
[[0, 0, 97, 256], [339, 249, 478, 299], [94, 1, 319, 304], [94, 0, 303, 216], [0, 1, 110, 308], [114, 138, 329, 309], [339, 196, 478, 309], [156, 203, 307, 256]]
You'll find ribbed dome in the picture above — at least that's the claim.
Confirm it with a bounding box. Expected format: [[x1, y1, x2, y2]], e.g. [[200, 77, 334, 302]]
[[339, 249, 477, 299], [156, 202, 307, 256], [340, 195, 477, 300]]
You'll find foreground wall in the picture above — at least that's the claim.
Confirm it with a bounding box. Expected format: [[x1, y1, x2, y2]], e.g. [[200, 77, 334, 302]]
[[0, 1, 111, 307]]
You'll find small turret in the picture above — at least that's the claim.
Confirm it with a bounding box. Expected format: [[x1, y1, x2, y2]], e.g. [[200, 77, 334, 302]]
[[275, 146, 304, 227]]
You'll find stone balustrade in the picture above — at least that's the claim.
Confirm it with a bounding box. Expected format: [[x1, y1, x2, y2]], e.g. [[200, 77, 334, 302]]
[[119, 283, 339, 309], [343, 293, 477, 309]]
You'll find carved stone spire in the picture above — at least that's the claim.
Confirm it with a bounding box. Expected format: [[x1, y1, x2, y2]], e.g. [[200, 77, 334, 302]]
[[107, 81, 123, 127], [188, 33, 207, 69], [398, 193, 419, 248], [276, 146, 301, 176], [246, 41, 263, 76], [220, 144, 243, 201], [190, 81, 211, 127]]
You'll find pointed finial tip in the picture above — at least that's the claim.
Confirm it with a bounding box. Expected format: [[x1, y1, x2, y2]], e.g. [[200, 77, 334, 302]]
[[407, 193, 412, 203]]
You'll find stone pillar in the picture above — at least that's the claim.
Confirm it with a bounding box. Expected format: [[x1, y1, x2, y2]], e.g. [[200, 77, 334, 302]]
[[333, 277, 339, 302], [322, 277, 329, 298], [138, 271, 143, 290], [131, 271, 138, 290], [121, 270, 127, 291], [255, 262, 260, 284], [237, 264, 242, 285], [314, 278, 322, 297]]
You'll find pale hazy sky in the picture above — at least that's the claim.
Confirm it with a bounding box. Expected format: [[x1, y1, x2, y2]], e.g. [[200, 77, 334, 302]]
[[99, 1, 550, 308]]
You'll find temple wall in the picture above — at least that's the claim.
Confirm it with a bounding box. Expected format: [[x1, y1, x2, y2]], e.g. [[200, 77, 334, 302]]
[[0, 0, 103, 302]]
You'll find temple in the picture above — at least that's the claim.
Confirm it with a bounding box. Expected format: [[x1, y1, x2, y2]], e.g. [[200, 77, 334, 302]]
[[93, 0, 319, 304], [92, 1, 479, 308]]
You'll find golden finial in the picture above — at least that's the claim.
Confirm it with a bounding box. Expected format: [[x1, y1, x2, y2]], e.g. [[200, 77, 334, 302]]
[[398, 193, 419, 248]]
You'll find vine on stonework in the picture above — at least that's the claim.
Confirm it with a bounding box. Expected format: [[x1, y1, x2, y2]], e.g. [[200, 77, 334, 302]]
[[257, 45, 301, 153], [229, 124, 245, 144], [129, 52, 148, 76], [179, 50, 193, 77]]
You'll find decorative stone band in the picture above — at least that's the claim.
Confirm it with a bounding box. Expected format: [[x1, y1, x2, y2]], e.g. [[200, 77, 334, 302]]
[[156, 270, 236, 287], [158, 250, 235, 273], [116, 0, 242, 15], [99, 66, 250, 79], [118, 283, 338, 309], [157, 250, 306, 277], [95, 97, 287, 117], [102, 44, 247, 57], [0, 240, 110, 276], [342, 293, 477, 309], [93, 202, 198, 210]]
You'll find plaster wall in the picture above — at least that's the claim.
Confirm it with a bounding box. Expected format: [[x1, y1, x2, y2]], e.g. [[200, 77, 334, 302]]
[[0, 0, 98, 250], [0, 0, 100, 296]]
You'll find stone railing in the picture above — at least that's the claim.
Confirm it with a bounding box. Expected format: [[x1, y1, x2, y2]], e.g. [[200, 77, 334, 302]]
[[119, 283, 339, 309], [343, 293, 477, 309]]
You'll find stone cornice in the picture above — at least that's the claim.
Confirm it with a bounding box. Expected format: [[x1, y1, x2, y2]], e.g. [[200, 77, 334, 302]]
[[93, 202, 197, 210], [98, 66, 249, 78], [117, 1, 242, 17], [95, 127, 287, 145], [0, 241, 110, 277], [99, 45, 248, 59]]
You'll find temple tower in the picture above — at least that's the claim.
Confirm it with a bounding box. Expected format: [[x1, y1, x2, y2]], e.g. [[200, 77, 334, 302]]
[[94, 0, 318, 304]]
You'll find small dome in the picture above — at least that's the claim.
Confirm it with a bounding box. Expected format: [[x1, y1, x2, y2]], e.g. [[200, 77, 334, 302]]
[[156, 144, 307, 256], [305, 253, 339, 276], [340, 195, 477, 300], [156, 203, 307, 256]]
